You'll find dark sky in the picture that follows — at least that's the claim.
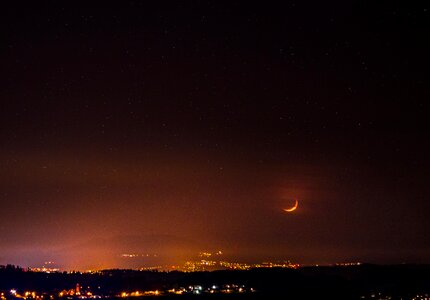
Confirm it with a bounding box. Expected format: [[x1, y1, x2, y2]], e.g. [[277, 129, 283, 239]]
[[1, 1, 428, 270]]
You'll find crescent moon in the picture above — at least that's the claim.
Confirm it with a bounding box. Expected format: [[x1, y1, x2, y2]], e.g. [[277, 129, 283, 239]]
[[283, 199, 298, 212]]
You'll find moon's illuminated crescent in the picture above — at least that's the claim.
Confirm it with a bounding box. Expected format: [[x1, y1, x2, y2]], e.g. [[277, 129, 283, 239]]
[[283, 199, 298, 212]]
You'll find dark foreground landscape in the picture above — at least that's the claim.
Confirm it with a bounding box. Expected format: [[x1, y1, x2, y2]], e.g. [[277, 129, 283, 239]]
[[1, 264, 430, 299]]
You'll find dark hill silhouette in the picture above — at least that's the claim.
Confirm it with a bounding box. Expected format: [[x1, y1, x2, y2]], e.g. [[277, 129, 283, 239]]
[[1, 264, 430, 299]]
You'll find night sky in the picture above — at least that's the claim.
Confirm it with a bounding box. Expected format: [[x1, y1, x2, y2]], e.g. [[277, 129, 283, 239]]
[[1, 1, 428, 270]]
